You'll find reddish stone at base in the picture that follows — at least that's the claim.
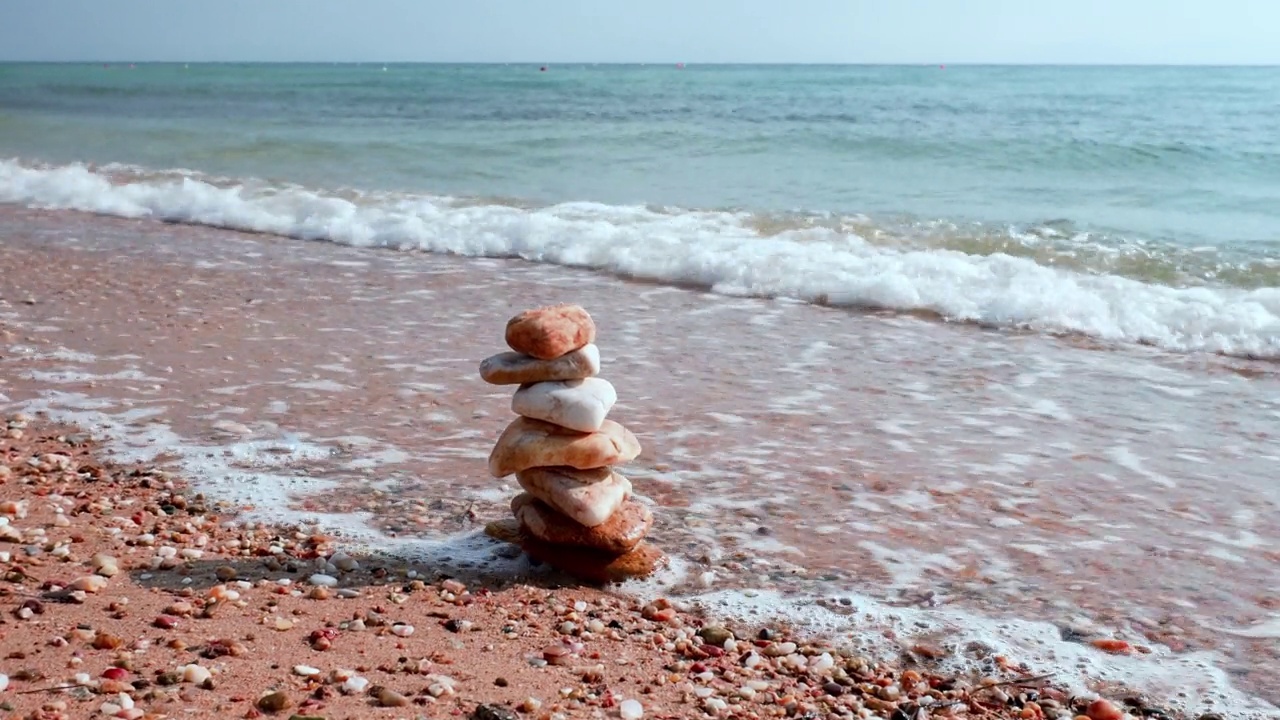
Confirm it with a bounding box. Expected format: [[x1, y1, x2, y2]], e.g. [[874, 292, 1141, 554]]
[[485, 519, 666, 584]]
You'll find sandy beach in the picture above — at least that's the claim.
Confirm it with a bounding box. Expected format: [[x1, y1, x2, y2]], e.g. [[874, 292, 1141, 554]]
[[0, 416, 1168, 720], [1, 205, 1277, 719]]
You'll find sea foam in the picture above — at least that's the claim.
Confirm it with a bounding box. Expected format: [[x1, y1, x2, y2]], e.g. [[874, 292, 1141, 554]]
[[3, 159, 1277, 358]]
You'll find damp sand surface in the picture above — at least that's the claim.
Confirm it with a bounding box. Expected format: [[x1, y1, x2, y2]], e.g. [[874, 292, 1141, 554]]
[[1, 206, 1278, 717], [2, 419, 1100, 720]]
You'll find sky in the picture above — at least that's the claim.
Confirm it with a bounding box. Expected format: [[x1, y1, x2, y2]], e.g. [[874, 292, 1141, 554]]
[[1, 0, 1277, 65]]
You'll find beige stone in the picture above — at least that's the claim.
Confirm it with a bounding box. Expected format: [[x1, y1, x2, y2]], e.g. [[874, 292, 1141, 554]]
[[478, 344, 600, 386], [488, 417, 640, 478], [505, 304, 596, 360], [517, 467, 631, 527], [512, 493, 652, 554]]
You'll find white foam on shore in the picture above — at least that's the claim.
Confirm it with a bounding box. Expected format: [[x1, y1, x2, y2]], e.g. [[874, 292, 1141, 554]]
[[684, 589, 1278, 719], [3, 159, 1279, 358]]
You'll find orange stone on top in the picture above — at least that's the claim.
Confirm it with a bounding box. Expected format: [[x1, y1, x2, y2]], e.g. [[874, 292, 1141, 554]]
[[505, 304, 596, 360]]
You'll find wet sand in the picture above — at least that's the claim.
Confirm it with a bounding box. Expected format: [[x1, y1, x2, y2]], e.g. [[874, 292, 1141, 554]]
[[1, 206, 1278, 717], [1, 418, 1126, 720]]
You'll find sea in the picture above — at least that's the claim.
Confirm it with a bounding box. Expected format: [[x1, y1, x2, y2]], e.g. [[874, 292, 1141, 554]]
[[1, 63, 1278, 717]]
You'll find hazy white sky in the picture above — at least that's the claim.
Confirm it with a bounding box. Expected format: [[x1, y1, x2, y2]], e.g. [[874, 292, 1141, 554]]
[[2, 0, 1277, 65]]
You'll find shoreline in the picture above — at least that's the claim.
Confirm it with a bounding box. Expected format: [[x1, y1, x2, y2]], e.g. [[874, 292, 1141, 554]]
[[1, 206, 1277, 717], [0, 415, 1166, 720]]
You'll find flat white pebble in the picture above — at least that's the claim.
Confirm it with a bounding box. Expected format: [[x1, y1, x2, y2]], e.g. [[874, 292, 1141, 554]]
[[619, 699, 644, 720]]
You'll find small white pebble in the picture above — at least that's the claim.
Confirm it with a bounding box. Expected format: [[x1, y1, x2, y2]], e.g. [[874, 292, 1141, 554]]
[[180, 664, 211, 684], [74, 672, 92, 685], [391, 623, 414, 637], [293, 665, 321, 677], [619, 698, 644, 720], [0, 673, 8, 692], [309, 573, 338, 587], [704, 697, 728, 713], [341, 676, 369, 694]]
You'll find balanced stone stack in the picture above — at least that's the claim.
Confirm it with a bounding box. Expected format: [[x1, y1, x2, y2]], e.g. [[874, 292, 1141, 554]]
[[480, 304, 665, 583]]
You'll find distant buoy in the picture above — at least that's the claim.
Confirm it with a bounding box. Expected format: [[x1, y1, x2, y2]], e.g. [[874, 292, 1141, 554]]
[[939, 64, 946, 70], [676, 62, 685, 69], [540, 66, 547, 72]]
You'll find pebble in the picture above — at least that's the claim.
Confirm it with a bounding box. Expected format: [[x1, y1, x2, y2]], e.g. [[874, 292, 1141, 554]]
[[70, 575, 108, 593], [341, 676, 369, 694], [214, 566, 237, 581], [179, 665, 211, 684], [376, 688, 409, 707], [542, 644, 574, 665], [763, 641, 797, 657], [472, 704, 519, 720], [391, 623, 414, 637], [293, 665, 321, 677], [308, 573, 338, 587], [1086, 699, 1124, 720], [0, 673, 8, 692], [256, 690, 291, 712], [330, 551, 359, 572], [697, 626, 734, 646], [618, 699, 644, 720], [336, 588, 362, 599]]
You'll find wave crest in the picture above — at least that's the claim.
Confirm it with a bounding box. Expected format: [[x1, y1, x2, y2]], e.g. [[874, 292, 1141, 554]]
[[2, 158, 1278, 359]]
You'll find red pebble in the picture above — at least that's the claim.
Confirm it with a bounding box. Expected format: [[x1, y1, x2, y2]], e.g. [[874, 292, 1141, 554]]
[[101, 667, 128, 680], [1086, 698, 1125, 720], [1090, 639, 1131, 654], [153, 615, 179, 629]]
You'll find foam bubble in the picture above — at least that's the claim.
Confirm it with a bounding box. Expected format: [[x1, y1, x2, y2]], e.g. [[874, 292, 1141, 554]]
[[3, 159, 1278, 359]]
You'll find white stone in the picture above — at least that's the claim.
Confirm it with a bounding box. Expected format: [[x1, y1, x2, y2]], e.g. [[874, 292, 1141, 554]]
[[180, 665, 211, 684], [619, 699, 644, 720], [0, 673, 8, 692], [293, 665, 321, 677], [309, 573, 338, 587], [511, 377, 617, 433], [516, 468, 632, 527], [341, 676, 369, 694]]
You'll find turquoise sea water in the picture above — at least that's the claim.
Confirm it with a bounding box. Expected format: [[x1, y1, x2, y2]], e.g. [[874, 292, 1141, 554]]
[[1, 63, 1278, 355]]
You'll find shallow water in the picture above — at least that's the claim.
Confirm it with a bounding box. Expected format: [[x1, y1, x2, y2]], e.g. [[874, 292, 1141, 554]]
[[2, 207, 1277, 716]]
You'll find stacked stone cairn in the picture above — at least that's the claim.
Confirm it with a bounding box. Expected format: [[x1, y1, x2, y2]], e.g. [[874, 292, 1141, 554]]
[[480, 304, 665, 583]]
